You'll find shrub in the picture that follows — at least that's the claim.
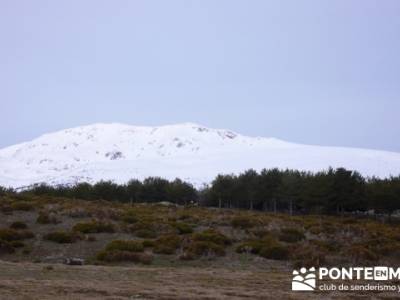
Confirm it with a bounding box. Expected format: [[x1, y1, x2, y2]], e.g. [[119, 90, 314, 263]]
[[192, 229, 231, 246], [363, 237, 400, 257], [134, 229, 157, 239], [291, 244, 327, 267], [142, 239, 156, 248], [172, 222, 193, 234], [129, 219, 157, 232], [235, 235, 290, 261], [105, 240, 144, 252], [177, 212, 192, 221], [310, 239, 340, 252], [36, 212, 58, 224], [0, 228, 34, 241], [154, 234, 181, 254], [10, 241, 25, 248], [376, 243, 400, 257], [250, 229, 271, 238], [231, 216, 255, 229], [10, 221, 28, 230], [97, 239, 150, 263], [96, 250, 153, 264], [73, 221, 115, 233], [65, 208, 92, 218], [308, 222, 336, 235], [22, 230, 34, 239], [43, 231, 77, 243], [0, 240, 15, 254], [236, 240, 264, 254], [11, 201, 34, 211], [0, 204, 13, 215], [22, 248, 32, 255], [121, 215, 138, 224], [259, 245, 289, 260], [179, 251, 197, 260], [384, 230, 400, 242], [278, 228, 305, 243], [184, 241, 225, 258], [348, 245, 379, 262], [342, 218, 358, 225], [87, 236, 97, 242]]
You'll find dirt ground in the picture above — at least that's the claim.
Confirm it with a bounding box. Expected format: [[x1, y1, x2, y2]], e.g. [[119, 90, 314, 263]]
[[0, 260, 398, 300]]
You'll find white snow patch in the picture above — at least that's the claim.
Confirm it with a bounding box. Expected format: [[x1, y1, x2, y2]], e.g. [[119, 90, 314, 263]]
[[0, 123, 399, 189]]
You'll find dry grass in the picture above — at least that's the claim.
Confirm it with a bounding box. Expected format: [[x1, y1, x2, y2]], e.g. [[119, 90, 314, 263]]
[[1, 260, 399, 299]]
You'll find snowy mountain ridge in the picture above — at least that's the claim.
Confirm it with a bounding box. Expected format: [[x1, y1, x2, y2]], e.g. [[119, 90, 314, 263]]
[[0, 122, 400, 189]]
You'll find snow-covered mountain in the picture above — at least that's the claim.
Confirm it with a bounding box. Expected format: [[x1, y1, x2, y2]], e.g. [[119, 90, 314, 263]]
[[0, 123, 400, 189]]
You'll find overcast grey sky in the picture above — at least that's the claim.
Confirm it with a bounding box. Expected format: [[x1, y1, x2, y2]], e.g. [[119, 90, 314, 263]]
[[1, 0, 399, 151]]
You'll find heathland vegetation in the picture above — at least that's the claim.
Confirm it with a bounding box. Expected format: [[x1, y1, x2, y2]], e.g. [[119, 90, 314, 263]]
[[1, 167, 400, 274], [1, 184, 400, 269]]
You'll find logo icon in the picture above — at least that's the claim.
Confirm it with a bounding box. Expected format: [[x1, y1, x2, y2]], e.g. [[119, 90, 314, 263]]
[[374, 267, 388, 281], [292, 267, 316, 291]]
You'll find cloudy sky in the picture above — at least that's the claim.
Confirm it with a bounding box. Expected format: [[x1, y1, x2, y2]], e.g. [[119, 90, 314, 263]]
[[1, 0, 399, 151]]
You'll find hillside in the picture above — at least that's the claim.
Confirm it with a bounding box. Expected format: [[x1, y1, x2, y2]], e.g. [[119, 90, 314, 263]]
[[1, 123, 400, 189], [1, 194, 400, 299]]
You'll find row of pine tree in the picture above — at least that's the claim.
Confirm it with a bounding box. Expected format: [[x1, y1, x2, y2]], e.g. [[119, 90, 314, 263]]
[[1, 168, 399, 216]]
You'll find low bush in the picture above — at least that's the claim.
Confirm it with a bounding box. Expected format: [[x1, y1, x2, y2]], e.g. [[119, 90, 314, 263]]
[[192, 229, 231, 246], [36, 212, 59, 224], [231, 216, 255, 229], [142, 239, 156, 248], [10, 221, 28, 230], [310, 239, 341, 252], [154, 234, 181, 254], [342, 218, 359, 225], [128, 219, 157, 232], [291, 244, 327, 267], [11, 201, 34, 211], [236, 235, 290, 261], [134, 229, 157, 239], [121, 215, 138, 224], [308, 223, 336, 235], [43, 231, 78, 243], [0, 228, 34, 241], [22, 248, 32, 255], [10, 241, 25, 248], [172, 222, 193, 234], [259, 244, 289, 260], [65, 208, 92, 218], [87, 236, 97, 242], [184, 241, 225, 258], [250, 229, 271, 239], [72, 221, 115, 234], [348, 245, 379, 263], [0, 240, 15, 254], [278, 228, 305, 243], [236, 240, 264, 254], [177, 212, 192, 221], [0, 204, 13, 215], [96, 250, 153, 264], [105, 240, 144, 252]]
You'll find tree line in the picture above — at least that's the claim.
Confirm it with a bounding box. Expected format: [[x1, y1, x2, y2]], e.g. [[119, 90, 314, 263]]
[[202, 168, 400, 215], [1, 167, 400, 215], [2, 178, 197, 206]]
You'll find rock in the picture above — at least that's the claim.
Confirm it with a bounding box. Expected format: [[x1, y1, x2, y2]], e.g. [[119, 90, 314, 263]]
[[64, 258, 85, 266]]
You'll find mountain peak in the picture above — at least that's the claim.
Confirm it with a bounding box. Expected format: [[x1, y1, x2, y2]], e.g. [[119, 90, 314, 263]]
[[0, 123, 399, 189]]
